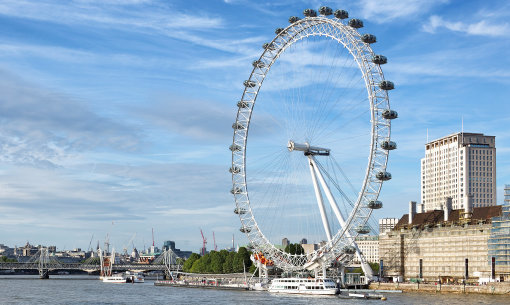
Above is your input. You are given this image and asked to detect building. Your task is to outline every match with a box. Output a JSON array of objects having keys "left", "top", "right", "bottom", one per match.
[
  {"left": 162, "top": 240, "right": 192, "bottom": 259},
  {"left": 282, "top": 238, "right": 289, "bottom": 247},
  {"left": 300, "top": 238, "right": 308, "bottom": 244},
  {"left": 353, "top": 235, "right": 379, "bottom": 264},
  {"left": 488, "top": 185, "right": 510, "bottom": 273},
  {"left": 379, "top": 218, "right": 399, "bottom": 235},
  {"left": 379, "top": 201, "right": 510, "bottom": 282},
  {"left": 421, "top": 132, "right": 496, "bottom": 212}
]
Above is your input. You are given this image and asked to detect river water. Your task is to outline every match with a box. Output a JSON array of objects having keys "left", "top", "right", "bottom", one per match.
[{"left": 0, "top": 275, "right": 508, "bottom": 304}]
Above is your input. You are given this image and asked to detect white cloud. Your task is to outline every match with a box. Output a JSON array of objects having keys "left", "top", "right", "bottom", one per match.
[
  {"left": 423, "top": 15, "right": 510, "bottom": 37},
  {"left": 356, "top": 0, "right": 448, "bottom": 23},
  {"left": 0, "top": 0, "right": 224, "bottom": 31}
]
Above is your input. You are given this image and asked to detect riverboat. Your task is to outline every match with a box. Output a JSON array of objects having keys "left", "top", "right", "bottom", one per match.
[
  {"left": 102, "top": 274, "right": 127, "bottom": 283},
  {"left": 268, "top": 277, "right": 338, "bottom": 295},
  {"left": 126, "top": 271, "right": 144, "bottom": 283}
]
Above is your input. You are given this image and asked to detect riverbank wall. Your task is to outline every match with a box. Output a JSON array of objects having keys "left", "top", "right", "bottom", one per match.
[{"left": 369, "top": 282, "right": 510, "bottom": 295}]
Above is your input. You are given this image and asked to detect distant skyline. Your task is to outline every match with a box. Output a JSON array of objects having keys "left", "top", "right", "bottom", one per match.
[{"left": 1, "top": 0, "right": 510, "bottom": 252}]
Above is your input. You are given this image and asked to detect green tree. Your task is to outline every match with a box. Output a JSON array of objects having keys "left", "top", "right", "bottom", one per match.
[
  {"left": 209, "top": 251, "right": 225, "bottom": 274},
  {"left": 0, "top": 256, "right": 17, "bottom": 262},
  {"left": 284, "top": 243, "right": 304, "bottom": 255},
  {"left": 223, "top": 251, "right": 235, "bottom": 273},
  {"left": 233, "top": 247, "right": 252, "bottom": 273},
  {"left": 183, "top": 253, "right": 200, "bottom": 272}
]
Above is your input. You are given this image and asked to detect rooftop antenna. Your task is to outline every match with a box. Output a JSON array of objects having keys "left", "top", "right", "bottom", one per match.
[{"left": 152, "top": 228, "right": 155, "bottom": 247}]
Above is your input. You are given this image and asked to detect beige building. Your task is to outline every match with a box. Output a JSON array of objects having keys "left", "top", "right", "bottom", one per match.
[
  {"left": 379, "top": 218, "right": 398, "bottom": 235},
  {"left": 379, "top": 202, "right": 509, "bottom": 282},
  {"left": 421, "top": 132, "right": 496, "bottom": 212},
  {"left": 353, "top": 235, "right": 379, "bottom": 264}
]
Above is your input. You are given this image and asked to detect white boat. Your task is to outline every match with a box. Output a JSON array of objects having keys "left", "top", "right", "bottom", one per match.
[
  {"left": 268, "top": 277, "right": 338, "bottom": 295},
  {"left": 102, "top": 274, "right": 127, "bottom": 283},
  {"left": 126, "top": 271, "right": 145, "bottom": 283}
]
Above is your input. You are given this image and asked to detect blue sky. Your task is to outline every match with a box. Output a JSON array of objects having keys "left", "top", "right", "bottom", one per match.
[{"left": 1, "top": 0, "right": 510, "bottom": 252}]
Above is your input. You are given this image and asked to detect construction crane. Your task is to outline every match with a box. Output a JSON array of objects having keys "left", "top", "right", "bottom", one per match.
[
  {"left": 87, "top": 234, "right": 94, "bottom": 252},
  {"left": 213, "top": 231, "right": 218, "bottom": 251},
  {"left": 122, "top": 233, "right": 137, "bottom": 256},
  {"left": 200, "top": 229, "right": 207, "bottom": 256}
]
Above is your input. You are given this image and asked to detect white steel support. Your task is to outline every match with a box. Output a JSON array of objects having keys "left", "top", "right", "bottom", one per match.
[
  {"left": 308, "top": 156, "right": 332, "bottom": 242},
  {"left": 309, "top": 156, "right": 347, "bottom": 229},
  {"left": 309, "top": 156, "right": 374, "bottom": 279}
]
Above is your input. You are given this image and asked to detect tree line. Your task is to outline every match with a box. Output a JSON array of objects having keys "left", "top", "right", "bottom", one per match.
[{"left": 182, "top": 247, "right": 254, "bottom": 274}]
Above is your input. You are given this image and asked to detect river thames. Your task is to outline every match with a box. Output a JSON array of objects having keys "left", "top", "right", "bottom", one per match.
[{"left": 1, "top": 276, "right": 509, "bottom": 304}]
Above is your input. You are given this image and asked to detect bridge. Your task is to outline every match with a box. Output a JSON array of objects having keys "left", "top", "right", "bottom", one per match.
[{"left": 0, "top": 248, "right": 181, "bottom": 279}]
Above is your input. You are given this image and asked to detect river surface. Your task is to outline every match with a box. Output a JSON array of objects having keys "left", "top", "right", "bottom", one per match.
[{"left": 0, "top": 275, "right": 509, "bottom": 304}]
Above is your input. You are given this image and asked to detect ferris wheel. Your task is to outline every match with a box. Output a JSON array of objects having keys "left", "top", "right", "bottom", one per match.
[{"left": 230, "top": 7, "right": 397, "bottom": 272}]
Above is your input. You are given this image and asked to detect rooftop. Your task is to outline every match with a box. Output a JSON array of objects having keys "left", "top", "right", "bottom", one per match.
[{"left": 394, "top": 205, "right": 502, "bottom": 230}]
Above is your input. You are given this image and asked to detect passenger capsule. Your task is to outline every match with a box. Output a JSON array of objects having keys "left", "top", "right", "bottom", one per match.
[
  {"left": 361, "top": 34, "right": 376, "bottom": 44},
  {"left": 376, "top": 171, "right": 392, "bottom": 181},
  {"left": 240, "top": 226, "right": 252, "bottom": 233},
  {"left": 229, "top": 144, "right": 241, "bottom": 152},
  {"left": 229, "top": 166, "right": 241, "bottom": 174},
  {"left": 232, "top": 122, "right": 245, "bottom": 130},
  {"left": 343, "top": 246, "right": 356, "bottom": 255},
  {"left": 252, "top": 60, "right": 265, "bottom": 68},
  {"left": 289, "top": 16, "right": 300, "bottom": 23},
  {"left": 372, "top": 55, "right": 387, "bottom": 65},
  {"left": 244, "top": 80, "right": 256, "bottom": 88},
  {"left": 381, "top": 141, "right": 397, "bottom": 150},
  {"left": 378, "top": 80, "right": 395, "bottom": 90},
  {"left": 303, "top": 8, "right": 317, "bottom": 17},
  {"left": 356, "top": 225, "right": 371, "bottom": 234},
  {"left": 318, "top": 6, "right": 333, "bottom": 16},
  {"left": 237, "top": 101, "right": 250, "bottom": 108},
  {"left": 382, "top": 109, "right": 398, "bottom": 120},
  {"left": 234, "top": 207, "right": 247, "bottom": 214},
  {"left": 334, "top": 9, "right": 349, "bottom": 19},
  {"left": 262, "top": 42, "right": 276, "bottom": 51},
  {"left": 367, "top": 200, "right": 383, "bottom": 209},
  {"left": 348, "top": 18, "right": 364, "bottom": 28},
  {"left": 275, "top": 28, "right": 285, "bottom": 35},
  {"left": 230, "top": 187, "right": 243, "bottom": 194}
]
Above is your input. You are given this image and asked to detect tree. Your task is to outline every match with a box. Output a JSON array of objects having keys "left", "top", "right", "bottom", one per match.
[
  {"left": 209, "top": 251, "right": 225, "bottom": 274},
  {"left": 0, "top": 256, "right": 16, "bottom": 262},
  {"left": 223, "top": 251, "right": 235, "bottom": 273},
  {"left": 233, "top": 247, "right": 251, "bottom": 273},
  {"left": 284, "top": 243, "right": 305, "bottom": 255},
  {"left": 183, "top": 253, "right": 200, "bottom": 272}
]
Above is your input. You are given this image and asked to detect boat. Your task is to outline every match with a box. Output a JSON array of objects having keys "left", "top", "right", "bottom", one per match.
[
  {"left": 126, "top": 271, "right": 145, "bottom": 283},
  {"left": 102, "top": 274, "right": 127, "bottom": 283},
  {"left": 268, "top": 277, "right": 338, "bottom": 295}
]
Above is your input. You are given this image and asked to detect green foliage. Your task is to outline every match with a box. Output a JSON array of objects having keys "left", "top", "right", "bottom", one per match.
[
  {"left": 248, "top": 263, "right": 258, "bottom": 276},
  {"left": 222, "top": 251, "right": 235, "bottom": 273},
  {"left": 369, "top": 262, "right": 380, "bottom": 274},
  {"left": 0, "top": 256, "right": 17, "bottom": 262},
  {"left": 284, "top": 243, "right": 305, "bottom": 255},
  {"left": 183, "top": 253, "right": 200, "bottom": 272},
  {"left": 182, "top": 247, "right": 253, "bottom": 274}
]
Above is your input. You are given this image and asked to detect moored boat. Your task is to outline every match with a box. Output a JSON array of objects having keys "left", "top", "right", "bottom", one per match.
[
  {"left": 126, "top": 271, "right": 144, "bottom": 283},
  {"left": 268, "top": 277, "right": 338, "bottom": 295},
  {"left": 102, "top": 274, "right": 127, "bottom": 283}
]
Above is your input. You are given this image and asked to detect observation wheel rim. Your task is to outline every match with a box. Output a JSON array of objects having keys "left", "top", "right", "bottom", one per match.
[{"left": 231, "top": 15, "right": 392, "bottom": 271}]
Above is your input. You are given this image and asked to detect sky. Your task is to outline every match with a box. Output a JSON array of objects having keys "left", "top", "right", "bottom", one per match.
[{"left": 1, "top": 0, "right": 510, "bottom": 253}]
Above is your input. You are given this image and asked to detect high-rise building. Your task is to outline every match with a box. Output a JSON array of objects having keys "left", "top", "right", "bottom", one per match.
[
  {"left": 421, "top": 132, "right": 496, "bottom": 212},
  {"left": 282, "top": 238, "right": 289, "bottom": 247},
  {"left": 379, "top": 218, "right": 398, "bottom": 235}
]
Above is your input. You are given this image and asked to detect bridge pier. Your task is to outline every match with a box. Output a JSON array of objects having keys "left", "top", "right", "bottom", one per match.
[{"left": 39, "top": 269, "right": 49, "bottom": 279}]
